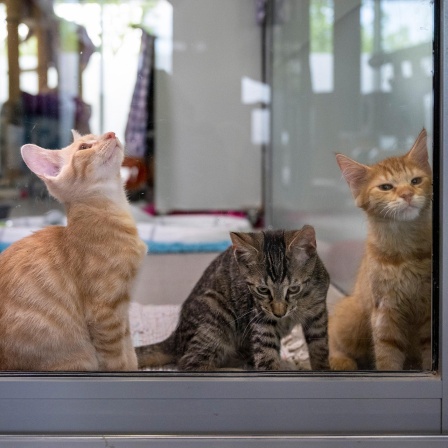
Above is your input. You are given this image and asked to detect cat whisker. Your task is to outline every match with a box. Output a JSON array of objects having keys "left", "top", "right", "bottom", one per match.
[
  {"left": 232, "top": 309, "right": 256, "bottom": 324},
  {"left": 381, "top": 204, "right": 395, "bottom": 220},
  {"left": 383, "top": 203, "right": 401, "bottom": 221},
  {"left": 240, "top": 311, "right": 262, "bottom": 343}
]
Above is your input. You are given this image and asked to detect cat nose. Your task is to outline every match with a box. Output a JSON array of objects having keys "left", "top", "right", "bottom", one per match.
[
  {"left": 271, "top": 302, "right": 286, "bottom": 318},
  {"left": 400, "top": 190, "right": 414, "bottom": 203},
  {"left": 105, "top": 132, "right": 116, "bottom": 140}
]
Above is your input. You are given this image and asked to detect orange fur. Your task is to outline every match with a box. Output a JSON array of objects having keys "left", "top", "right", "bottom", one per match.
[
  {"left": 0, "top": 131, "right": 147, "bottom": 371},
  {"left": 329, "top": 129, "right": 432, "bottom": 371}
]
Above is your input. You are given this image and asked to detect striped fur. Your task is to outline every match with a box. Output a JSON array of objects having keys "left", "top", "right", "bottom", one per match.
[
  {"left": 329, "top": 129, "right": 432, "bottom": 371},
  {"left": 136, "top": 226, "right": 330, "bottom": 371},
  {"left": 0, "top": 131, "right": 147, "bottom": 371}
]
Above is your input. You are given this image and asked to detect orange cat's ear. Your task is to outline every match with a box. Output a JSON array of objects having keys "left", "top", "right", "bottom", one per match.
[
  {"left": 335, "top": 153, "right": 370, "bottom": 202},
  {"left": 285, "top": 225, "right": 316, "bottom": 259},
  {"left": 71, "top": 129, "right": 82, "bottom": 141},
  {"left": 406, "top": 128, "right": 431, "bottom": 173},
  {"left": 21, "top": 144, "right": 63, "bottom": 179}
]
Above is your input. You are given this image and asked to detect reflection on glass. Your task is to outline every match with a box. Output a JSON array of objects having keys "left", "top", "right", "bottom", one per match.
[
  {"left": 0, "top": 0, "right": 434, "bottom": 372},
  {"left": 270, "top": 0, "right": 433, "bottom": 370}
]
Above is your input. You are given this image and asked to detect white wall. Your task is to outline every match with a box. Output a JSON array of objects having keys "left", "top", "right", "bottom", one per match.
[{"left": 155, "top": 0, "right": 262, "bottom": 213}]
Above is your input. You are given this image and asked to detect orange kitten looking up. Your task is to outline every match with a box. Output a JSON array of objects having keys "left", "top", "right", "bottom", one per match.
[
  {"left": 329, "top": 129, "right": 432, "bottom": 371},
  {"left": 0, "top": 131, "right": 147, "bottom": 371}
]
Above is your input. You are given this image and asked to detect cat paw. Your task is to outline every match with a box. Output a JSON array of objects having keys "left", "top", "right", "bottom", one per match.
[
  {"left": 278, "top": 359, "right": 299, "bottom": 371},
  {"left": 329, "top": 356, "right": 358, "bottom": 371}
]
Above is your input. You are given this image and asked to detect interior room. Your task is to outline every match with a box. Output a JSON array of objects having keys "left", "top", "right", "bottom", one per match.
[
  {"left": 0, "top": 0, "right": 433, "bottom": 371},
  {"left": 2, "top": 1, "right": 448, "bottom": 443}
]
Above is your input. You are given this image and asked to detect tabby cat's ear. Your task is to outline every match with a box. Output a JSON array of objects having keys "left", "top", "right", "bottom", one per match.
[
  {"left": 72, "top": 129, "right": 83, "bottom": 141},
  {"left": 335, "top": 153, "right": 370, "bottom": 202},
  {"left": 230, "top": 232, "right": 261, "bottom": 263},
  {"left": 285, "top": 225, "right": 316, "bottom": 261},
  {"left": 406, "top": 128, "right": 431, "bottom": 173},
  {"left": 21, "top": 144, "right": 63, "bottom": 179}
]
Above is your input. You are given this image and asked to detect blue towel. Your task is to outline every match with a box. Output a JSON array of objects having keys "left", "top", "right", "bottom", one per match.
[{"left": 0, "top": 240, "right": 231, "bottom": 254}]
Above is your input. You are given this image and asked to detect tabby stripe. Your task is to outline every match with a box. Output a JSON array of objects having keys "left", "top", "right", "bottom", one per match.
[
  {"left": 98, "top": 346, "right": 124, "bottom": 355},
  {"left": 263, "top": 232, "right": 287, "bottom": 282},
  {"left": 11, "top": 302, "right": 81, "bottom": 333},
  {"left": 256, "top": 341, "right": 279, "bottom": 351},
  {"left": 259, "top": 317, "right": 277, "bottom": 326},
  {"left": 252, "top": 330, "right": 276, "bottom": 341},
  {"left": 256, "top": 360, "right": 277, "bottom": 369},
  {"left": 377, "top": 337, "right": 406, "bottom": 352},
  {"left": 253, "top": 336, "right": 278, "bottom": 347},
  {"left": 306, "top": 333, "right": 328, "bottom": 341},
  {"left": 200, "top": 314, "right": 232, "bottom": 330},
  {"left": 304, "top": 308, "right": 327, "bottom": 324}
]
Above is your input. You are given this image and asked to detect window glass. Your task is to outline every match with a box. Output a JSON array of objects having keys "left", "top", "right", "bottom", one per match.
[
  {"left": 270, "top": 0, "right": 433, "bottom": 292},
  {"left": 0, "top": 0, "right": 435, "bottom": 374},
  {"left": 269, "top": 0, "right": 434, "bottom": 371}
]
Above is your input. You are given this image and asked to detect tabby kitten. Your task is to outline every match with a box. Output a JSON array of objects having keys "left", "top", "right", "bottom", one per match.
[
  {"left": 329, "top": 129, "right": 432, "bottom": 371},
  {"left": 136, "top": 226, "right": 330, "bottom": 371},
  {"left": 0, "top": 130, "right": 147, "bottom": 371}
]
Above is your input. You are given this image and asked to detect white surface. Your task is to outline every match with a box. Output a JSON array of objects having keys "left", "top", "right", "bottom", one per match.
[{"left": 155, "top": 0, "right": 262, "bottom": 213}]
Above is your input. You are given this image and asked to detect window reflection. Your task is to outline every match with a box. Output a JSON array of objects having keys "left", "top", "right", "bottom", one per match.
[
  {"left": 270, "top": 0, "right": 433, "bottom": 293},
  {"left": 0, "top": 0, "right": 434, "bottom": 372},
  {"left": 270, "top": 0, "right": 433, "bottom": 370}
]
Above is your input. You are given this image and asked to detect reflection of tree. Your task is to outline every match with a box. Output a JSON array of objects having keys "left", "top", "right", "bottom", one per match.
[
  {"left": 310, "top": 0, "right": 420, "bottom": 55},
  {"left": 310, "top": 0, "right": 333, "bottom": 53},
  {"left": 383, "top": 24, "right": 412, "bottom": 52}
]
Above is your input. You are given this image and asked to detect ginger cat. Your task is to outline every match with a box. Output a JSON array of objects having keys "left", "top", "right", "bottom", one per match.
[
  {"left": 329, "top": 129, "right": 432, "bottom": 371},
  {"left": 0, "top": 130, "right": 147, "bottom": 371}
]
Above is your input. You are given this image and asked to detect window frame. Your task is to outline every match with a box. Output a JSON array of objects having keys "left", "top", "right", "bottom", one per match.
[{"left": 0, "top": 0, "right": 446, "bottom": 444}]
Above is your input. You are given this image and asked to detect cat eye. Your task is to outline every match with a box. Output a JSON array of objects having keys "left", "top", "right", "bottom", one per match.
[
  {"left": 411, "top": 177, "right": 422, "bottom": 185},
  {"left": 378, "top": 183, "right": 393, "bottom": 191},
  {"left": 288, "top": 285, "right": 301, "bottom": 294},
  {"left": 79, "top": 143, "right": 92, "bottom": 150},
  {"left": 256, "top": 286, "right": 270, "bottom": 295}
]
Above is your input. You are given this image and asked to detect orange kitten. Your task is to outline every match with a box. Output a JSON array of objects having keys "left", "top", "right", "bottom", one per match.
[
  {"left": 0, "top": 131, "right": 147, "bottom": 371},
  {"left": 329, "top": 129, "right": 432, "bottom": 370}
]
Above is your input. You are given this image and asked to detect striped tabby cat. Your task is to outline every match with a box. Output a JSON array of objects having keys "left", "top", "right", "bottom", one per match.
[
  {"left": 329, "top": 129, "right": 432, "bottom": 370},
  {"left": 137, "top": 226, "right": 330, "bottom": 371},
  {"left": 0, "top": 131, "right": 147, "bottom": 370}
]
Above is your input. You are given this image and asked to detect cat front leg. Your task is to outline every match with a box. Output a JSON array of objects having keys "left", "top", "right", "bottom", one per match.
[
  {"left": 329, "top": 295, "right": 372, "bottom": 370},
  {"left": 419, "top": 314, "right": 432, "bottom": 370},
  {"left": 250, "top": 319, "right": 284, "bottom": 370},
  {"left": 178, "top": 329, "right": 236, "bottom": 371},
  {"left": 371, "top": 306, "right": 407, "bottom": 370},
  {"left": 303, "top": 306, "right": 330, "bottom": 370},
  {"left": 123, "top": 319, "right": 138, "bottom": 369},
  {"left": 87, "top": 302, "right": 138, "bottom": 371}
]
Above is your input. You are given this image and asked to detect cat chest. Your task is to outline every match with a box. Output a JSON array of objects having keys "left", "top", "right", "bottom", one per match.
[
  {"left": 370, "top": 261, "right": 431, "bottom": 312},
  {"left": 235, "top": 313, "right": 294, "bottom": 349}
]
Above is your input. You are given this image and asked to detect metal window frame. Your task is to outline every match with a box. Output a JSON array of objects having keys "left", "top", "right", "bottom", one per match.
[{"left": 0, "top": 0, "right": 447, "bottom": 445}]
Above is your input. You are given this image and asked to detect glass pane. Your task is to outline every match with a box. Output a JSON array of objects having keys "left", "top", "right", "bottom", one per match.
[
  {"left": 0, "top": 0, "right": 434, "bottom": 374},
  {"left": 269, "top": 0, "right": 434, "bottom": 370},
  {"left": 0, "top": 0, "right": 264, "bottom": 373}
]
